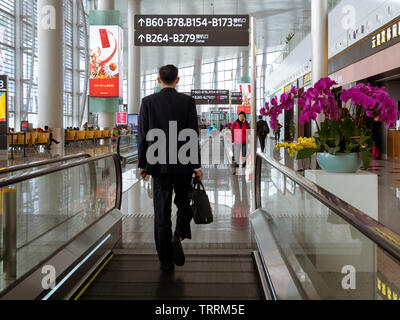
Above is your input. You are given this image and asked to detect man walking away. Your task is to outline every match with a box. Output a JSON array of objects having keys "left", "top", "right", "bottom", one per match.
[
  {"left": 138, "top": 65, "right": 203, "bottom": 273},
  {"left": 274, "top": 122, "right": 283, "bottom": 145},
  {"left": 256, "top": 116, "right": 269, "bottom": 153}
]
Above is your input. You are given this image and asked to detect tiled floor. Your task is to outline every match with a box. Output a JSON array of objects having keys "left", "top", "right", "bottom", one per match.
[{"left": 118, "top": 136, "right": 255, "bottom": 255}]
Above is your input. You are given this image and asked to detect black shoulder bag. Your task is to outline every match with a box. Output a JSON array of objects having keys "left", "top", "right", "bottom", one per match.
[{"left": 190, "top": 177, "right": 213, "bottom": 225}]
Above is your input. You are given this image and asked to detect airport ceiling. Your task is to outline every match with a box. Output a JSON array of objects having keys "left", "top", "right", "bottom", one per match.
[{"left": 115, "top": 0, "right": 339, "bottom": 74}]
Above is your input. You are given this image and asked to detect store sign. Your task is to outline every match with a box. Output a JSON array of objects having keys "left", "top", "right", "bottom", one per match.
[
  {"left": 303, "top": 72, "right": 312, "bottom": 86},
  {"left": 90, "top": 25, "right": 123, "bottom": 97},
  {"left": 116, "top": 112, "right": 127, "bottom": 125},
  {"left": 329, "top": 15, "right": 400, "bottom": 74},
  {"left": 372, "top": 19, "right": 400, "bottom": 48},
  {"left": 191, "top": 90, "right": 230, "bottom": 105},
  {"left": 0, "top": 75, "right": 7, "bottom": 123},
  {"left": 134, "top": 15, "right": 249, "bottom": 47},
  {"left": 284, "top": 81, "right": 297, "bottom": 93}
]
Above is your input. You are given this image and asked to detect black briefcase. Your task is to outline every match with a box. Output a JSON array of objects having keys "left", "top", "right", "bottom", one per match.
[{"left": 190, "top": 177, "right": 213, "bottom": 225}]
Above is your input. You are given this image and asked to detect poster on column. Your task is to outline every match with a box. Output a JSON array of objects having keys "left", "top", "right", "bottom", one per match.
[
  {"left": 237, "top": 83, "right": 251, "bottom": 114},
  {"left": 90, "top": 25, "right": 123, "bottom": 97}
]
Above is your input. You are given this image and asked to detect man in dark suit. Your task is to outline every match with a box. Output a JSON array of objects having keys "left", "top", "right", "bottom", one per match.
[
  {"left": 138, "top": 65, "right": 203, "bottom": 273},
  {"left": 256, "top": 116, "right": 270, "bottom": 153}
]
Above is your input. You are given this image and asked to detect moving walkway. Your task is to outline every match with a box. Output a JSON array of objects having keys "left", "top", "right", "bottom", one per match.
[{"left": 0, "top": 148, "right": 399, "bottom": 300}]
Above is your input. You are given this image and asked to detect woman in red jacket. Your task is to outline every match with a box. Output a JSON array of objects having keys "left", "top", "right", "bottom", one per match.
[{"left": 231, "top": 112, "right": 250, "bottom": 174}]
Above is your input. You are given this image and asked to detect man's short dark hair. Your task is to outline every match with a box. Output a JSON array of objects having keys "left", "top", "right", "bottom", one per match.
[{"left": 159, "top": 65, "right": 179, "bottom": 84}]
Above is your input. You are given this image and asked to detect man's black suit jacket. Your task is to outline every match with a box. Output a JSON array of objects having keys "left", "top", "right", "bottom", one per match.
[{"left": 138, "top": 87, "right": 201, "bottom": 176}]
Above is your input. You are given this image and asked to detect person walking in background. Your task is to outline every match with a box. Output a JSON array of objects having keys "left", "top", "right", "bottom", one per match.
[
  {"left": 274, "top": 122, "right": 283, "bottom": 145},
  {"left": 256, "top": 116, "right": 270, "bottom": 153},
  {"left": 138, "top": 65, "right": 203, "bottom": 273},
  {"left": 231, "top": 112, "right": 250, "bottom": 174},
  {"left": 43, "top": 125, "right": 60, "bottom": 150}
]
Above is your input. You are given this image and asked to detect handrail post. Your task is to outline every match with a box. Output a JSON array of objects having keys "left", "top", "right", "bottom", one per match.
[
  {"left": 2, "top": 188, "right": 17, "bottom": 280},
  {"left": 23, "top": 132, "right": 26, "bottom": 158}
]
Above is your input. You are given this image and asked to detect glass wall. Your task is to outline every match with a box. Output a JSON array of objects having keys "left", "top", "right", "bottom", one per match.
[
  {"left": 139, "top": 51, "right": 273, "bottom": 116},
  {"left": 0, "top": 0, "right": 90, "bottom": 130}
]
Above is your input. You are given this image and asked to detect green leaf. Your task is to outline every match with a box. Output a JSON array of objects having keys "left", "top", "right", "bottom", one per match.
[
  {"left": 296, "top": 148, "right": 317, "bottom": 160},
  {"left": 328, "top": 146, "right": 341, "bottom": 155},
  {"left": 361, "top": 149, "right": 370, "bottom": 170}
]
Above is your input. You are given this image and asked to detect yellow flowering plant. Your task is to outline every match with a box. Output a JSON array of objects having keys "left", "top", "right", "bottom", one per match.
[{"left": 275, "top": 137, "right": 318, "bottom": 160}]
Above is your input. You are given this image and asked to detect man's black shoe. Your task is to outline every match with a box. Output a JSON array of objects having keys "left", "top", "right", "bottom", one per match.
[
  {"left": 171, "top": 236, "right": 185, "bottom": 267},
  {"left": 161, "top": 263, "right": 175, "bottom": 273}
]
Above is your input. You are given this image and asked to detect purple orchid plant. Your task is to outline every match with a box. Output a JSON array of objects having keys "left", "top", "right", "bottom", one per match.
[
  {"left": 260, "top": 77, "right": 399, "bottom": 169},
  {"left": 260, "top": 86, "right": 298, "bottom": 131}
]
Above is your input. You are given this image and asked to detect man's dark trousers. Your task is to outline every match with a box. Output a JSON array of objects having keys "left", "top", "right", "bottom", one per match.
[
  {"left": 152, "top": 173, "right": 193, "bottom": 266},
  {"left": 259, "top": 135, "right": 267, "bottom": 152}
]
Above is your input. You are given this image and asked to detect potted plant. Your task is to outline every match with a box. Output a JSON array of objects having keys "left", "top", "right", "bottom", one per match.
[{"left": 265, "top": 77, "right": 399, "bottom": 173}]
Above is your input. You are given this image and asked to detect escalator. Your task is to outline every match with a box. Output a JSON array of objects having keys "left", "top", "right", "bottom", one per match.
[
  {"left": 75, "top": 252, "right": 267, "bottom": 300},
  {"left": 2, "top": 145, "right": 400, "bottom": 300}
]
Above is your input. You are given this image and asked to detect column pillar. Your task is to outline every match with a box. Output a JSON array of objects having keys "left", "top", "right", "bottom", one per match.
[
  {"left": 311, "top": 0, "right": 329, "bottom": 84},
  {"left": 193, "top": 58, "right": 202, "bottom": 115},
  {"left": 311, "top": 0, "right": 329, "bottom": 133},
  {"left": 38, "top": 0, "right": 64, "bottom": 149},
  {"left": 93, "top": 0, "right": 118, "bottom": 130},
  {"left": 98, "top": 0, "right": 114, "bottom": 10},
  {"left": 128, "top": 0, "right": 141, "bottom": 115},
  {"left": 241, "top": 50, "right": 250, "bottom": 80}
]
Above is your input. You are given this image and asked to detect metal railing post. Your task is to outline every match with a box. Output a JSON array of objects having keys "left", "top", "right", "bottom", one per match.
[{"left": 2, "top": 188, "right": 17, "bottom": 280}]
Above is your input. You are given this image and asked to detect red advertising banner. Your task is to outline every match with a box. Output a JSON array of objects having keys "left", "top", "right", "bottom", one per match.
[
  {"left": 237, "top": 105, "right": 251, "bottom": 114},
  {"left": 90, "top": 25, "right": 123, "bottom": 98},
  {"left": 116, "top": 112, "right": 127, "bottom": 125}
]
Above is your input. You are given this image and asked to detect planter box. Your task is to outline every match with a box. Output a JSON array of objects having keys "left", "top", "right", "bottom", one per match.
[{"left": 305, "top": 170, "right": 378, "bottom": 220}]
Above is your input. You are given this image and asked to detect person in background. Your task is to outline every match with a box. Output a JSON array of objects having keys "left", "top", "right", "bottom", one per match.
[
  {"left": 44, "top": 125, "right": 60, "bottom": 150},
  {"left": 274, "top": 122, "right": 283, "bottom": 145},
  {"left": 231, "top": 112, "right": 250, "bottom": 174},
  {"left": 256, "top": 116, "right": 270, "bottom": 153}
]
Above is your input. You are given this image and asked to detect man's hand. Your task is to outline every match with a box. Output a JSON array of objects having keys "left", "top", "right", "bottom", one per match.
[
  {"left": 194, "top": 169, "right": 203, "bottom": 181},
  {"left": 139, "top": 169, "right": 147, "bottom": 180}
]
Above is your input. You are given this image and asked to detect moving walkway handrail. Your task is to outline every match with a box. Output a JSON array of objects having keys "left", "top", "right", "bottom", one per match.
[
  {"left": 0, "top": 153, "right": 122, "bottom": 210},
  {"left": 256, "top": 151, "right": 400, "bottom": 262},
  {"left": 0, "top": 153, "right": 91, "bottom": 175}
]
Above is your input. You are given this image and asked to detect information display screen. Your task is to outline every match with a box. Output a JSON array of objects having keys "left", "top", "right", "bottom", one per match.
[
  {"left": 21, "top": 121, "right": 29, "bottom": 132},
  {"left": 90, "top": 25, "right": 123, "bottom": 97},
  {"left": 128, "top": 114, "right": 139, "bottom": 133}
]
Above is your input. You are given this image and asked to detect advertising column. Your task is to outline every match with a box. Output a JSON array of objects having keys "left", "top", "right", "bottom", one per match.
[
  {"left": 0, "top": 75, "right": 8, "bottom": 158},
  {"left": 89, "top": 10, "right": 123, "bottom": 130}
]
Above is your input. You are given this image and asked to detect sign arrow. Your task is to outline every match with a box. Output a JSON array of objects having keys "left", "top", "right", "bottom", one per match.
[
  {"left": 138, "top": 18, "right": 145, "bottom": 27},
  {"left": 138, "top": 34, "right": 145, "bottom": 42}
]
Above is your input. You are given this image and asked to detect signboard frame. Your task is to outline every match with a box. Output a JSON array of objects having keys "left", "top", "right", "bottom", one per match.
[{"left": 134, "top": 14, "right": 249, "bottom": 47}]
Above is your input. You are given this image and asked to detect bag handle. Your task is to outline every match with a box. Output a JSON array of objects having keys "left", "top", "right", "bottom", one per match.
[{"left": 191, "top": 176, "right": 205, "bottom": 191}]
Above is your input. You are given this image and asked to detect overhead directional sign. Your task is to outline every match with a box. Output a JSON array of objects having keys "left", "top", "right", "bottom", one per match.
[
  {"left": 191, "top": 90, "right": 230, "bottom": 105},
  {"left": 134, "top": 15, "right": 249, "bottom": 47},
  {"left": 135, "top": 31, "right": 249, "bottom": 46},
  {"left": 135, "top": 15, "right": 249, "bottom": 31},
  {"left": 231, "top": 92, "right": 243, "bottom": 105}
]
